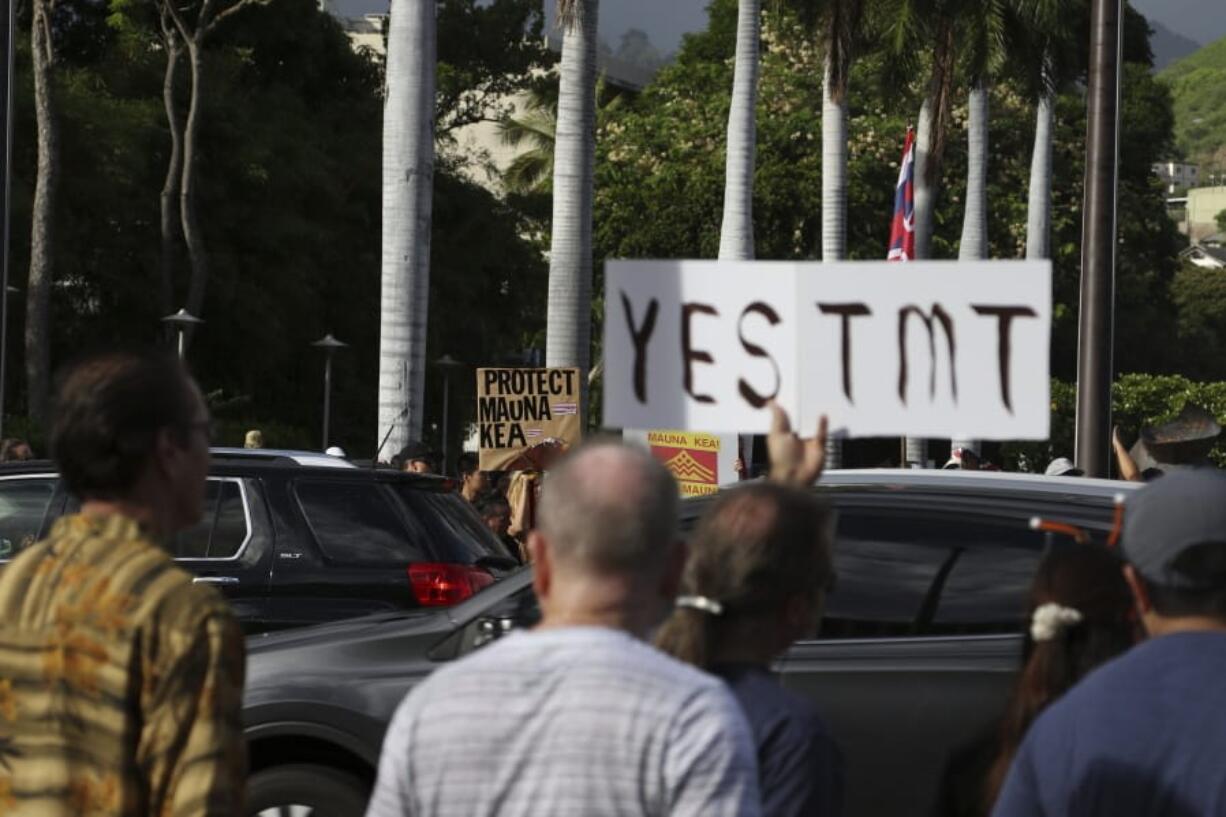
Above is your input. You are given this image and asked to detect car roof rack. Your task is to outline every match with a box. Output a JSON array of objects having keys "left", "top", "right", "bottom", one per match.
[{"left": 209, "top": 448, "right": 357, "bottom": 469}]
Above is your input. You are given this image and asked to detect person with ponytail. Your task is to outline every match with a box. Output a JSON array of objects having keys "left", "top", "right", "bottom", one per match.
[
  {"left": 656, "top": 407, "right": 842, "bottom": 817},
  {"left": 983, "top": 543, "right": 1137, "bottom": 811},
  {"left": 934, "top": 542, "right": 1137, "bottom": 817}
]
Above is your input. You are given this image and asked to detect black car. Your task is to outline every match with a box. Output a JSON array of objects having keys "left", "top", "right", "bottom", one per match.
[
  {"left": 0, "top": 448, "right": 516, "bottom": 633},
  {"left": 240, "top": 470, "right": 1137, "bottom": 817}
]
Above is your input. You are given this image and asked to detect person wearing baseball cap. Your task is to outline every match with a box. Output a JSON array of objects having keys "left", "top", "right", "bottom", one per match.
[{"left": 992, "top": 469, "right": 1226, "bottom": 817}]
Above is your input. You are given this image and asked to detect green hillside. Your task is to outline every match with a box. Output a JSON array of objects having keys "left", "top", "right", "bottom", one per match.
[{"left": 1161, "top": 35, "right": 1226, "bottom": 172}]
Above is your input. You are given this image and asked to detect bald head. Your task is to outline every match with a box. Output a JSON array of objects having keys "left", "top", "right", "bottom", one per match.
[{"left": 537, "top": 441, "right": 679, "bottom": 577}]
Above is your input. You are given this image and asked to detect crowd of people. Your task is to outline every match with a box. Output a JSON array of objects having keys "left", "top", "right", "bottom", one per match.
[{"left": 0, "top": 350, "right": 1224, "bottom": 817}]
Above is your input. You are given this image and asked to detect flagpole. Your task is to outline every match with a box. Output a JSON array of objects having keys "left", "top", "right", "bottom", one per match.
[
  {"left": 890, "top": 125, "right": 925, "bottom": 468},
  {"left": 1075, "top": 0, "right": 1122, "bottom": 477}
]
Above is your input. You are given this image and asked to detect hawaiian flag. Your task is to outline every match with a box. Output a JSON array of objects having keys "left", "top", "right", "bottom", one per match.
[{"left": 888, "top": 126, "right": 916, "bottom": 262}]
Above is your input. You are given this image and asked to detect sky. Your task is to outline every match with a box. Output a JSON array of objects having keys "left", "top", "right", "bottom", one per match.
[
  {"left": 331, "top": 0, "right": 1226, "bottom": 55},
  {"left": 1132, "top": 0, "right": 1226, "bottom": 47},
  {"left": 330, "top": 0, "right": 711, "bottom": 53}
]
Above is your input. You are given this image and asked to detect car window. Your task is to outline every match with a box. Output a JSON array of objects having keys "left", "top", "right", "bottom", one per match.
[
  {"left": 395, "top": 488, "right": 514, "bottom": 563},
  {"left": 296, "top": 480, "right": 427, "bottom": 565},
  {"left": 819, "top": 512, "right": 953, "bottom": 638},
  {"left": 172, "top": 479, "right": 250, "bottom": 559},
  {"left": 929, "top": 529, "right": 1050, "bottom": 635},
  {"left": 818, "top": 508, "right": 1053, "bottom": 639},
  {"left": 0, "top": 479, "right": 56, "bottom": 559}
]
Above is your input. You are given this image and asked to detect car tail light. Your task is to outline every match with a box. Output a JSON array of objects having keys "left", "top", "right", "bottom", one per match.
[{"left": 408, "top": 563, "right": 495, "bottom": 606}]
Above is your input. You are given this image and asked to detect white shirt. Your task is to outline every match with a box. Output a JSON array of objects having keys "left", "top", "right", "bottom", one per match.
[{"left": 366, "top": 626, "right": 761, "bottom": 817}]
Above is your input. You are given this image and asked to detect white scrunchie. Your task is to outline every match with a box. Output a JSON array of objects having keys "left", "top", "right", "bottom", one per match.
[{"left": 1030, "top": 602, "right": 1083, "bottom": 642}]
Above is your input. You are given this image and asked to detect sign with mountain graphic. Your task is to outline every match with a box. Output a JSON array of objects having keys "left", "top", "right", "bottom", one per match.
[{"left": 622, "top": 429, "right": 738, "bottom": 496}]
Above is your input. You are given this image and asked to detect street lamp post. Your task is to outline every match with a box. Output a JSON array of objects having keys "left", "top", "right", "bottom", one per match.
[
  {"left": 0, "top": 0, "right": 16, "bottom": 440},
  {"left": 434, "top": 354, "right": 466, "bottom": 474},
  {"left": 1074, "top": 0, "right": 1123, "bottom": 477},
  {"left": 312, "top": 333, "right": 347, "bottom": 450},
  {"left": 161, "top": 308, "right": 204, "bottom": 360}
]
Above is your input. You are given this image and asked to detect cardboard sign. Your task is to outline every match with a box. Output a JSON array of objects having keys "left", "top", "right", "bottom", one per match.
[
  {"left": 478, "top": 368, "right": 581, "bottom": 470},
  {"left": 623, "top": 429, "right": 739, "bottom": 496},
  {"left": 605, "top": 260, "right": 1051, "bottom": 440}
]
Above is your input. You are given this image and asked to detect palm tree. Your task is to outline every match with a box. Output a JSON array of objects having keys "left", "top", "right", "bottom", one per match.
[
  {"left": 718, "top": 0, "right": 760, "bottom": 261},
  {"left": 957, "top": 0, "right": 1008, "bottom": 263},
  {"left": 378, "top": 0, "right": 436, "bottom": 459},
  {"left": 952, "top": 0, "right": 1009, "bottom": 458},
  {"left": 792, "top": 0, "right": 864, "bottom": 468},
  {"left": 546, "top": 0, "right": 600, "bottom": 390},
  {"left": 792, "top": 0, "right": 864, "bottom": 263},
  {"left": 1018, "top": 0, "right": 1084, "bottom": 260}
]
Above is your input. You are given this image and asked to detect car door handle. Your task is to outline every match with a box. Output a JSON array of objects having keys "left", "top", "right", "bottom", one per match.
[{"left": 193, "top": 576, "right": 240, "bottom": 585}]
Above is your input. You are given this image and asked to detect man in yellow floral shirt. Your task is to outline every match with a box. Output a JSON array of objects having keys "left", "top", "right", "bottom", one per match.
[{"left": 0, "top": 350, "right": 246, "bottom": 816}]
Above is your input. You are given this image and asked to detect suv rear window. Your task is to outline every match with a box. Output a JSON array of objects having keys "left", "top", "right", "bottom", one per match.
[
  {"left": 296, "top": 480, "right": 428, "bottom": 566},
  {"left": 173, "top": 479, "right": 250, "bottom": 559},
  {"left": 396, "top": 488, "right": 513, "bottom": 563},
  {"left": 0, "top": 479, "right": 56, "bottom": 558}
]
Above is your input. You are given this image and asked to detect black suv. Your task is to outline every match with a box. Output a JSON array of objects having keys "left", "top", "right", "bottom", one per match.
[{"left": 0, "top": 448, "right": 516, "bottom": 633}]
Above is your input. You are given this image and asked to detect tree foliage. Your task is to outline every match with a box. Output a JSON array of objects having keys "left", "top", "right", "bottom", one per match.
[
  {"left": 8, "top": 0, "right": 547, "bottom": 457},
  {"left": 1160, "top": 34, "right": 1226, "bottom": 172},
  {"left": 594, "top": 0, "right": 1186, "bottom": 381}
]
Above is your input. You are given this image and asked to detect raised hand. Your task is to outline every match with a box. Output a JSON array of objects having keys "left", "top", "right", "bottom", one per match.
[{"left": 767, "top": 403, "right": 828, "bottom": 487}]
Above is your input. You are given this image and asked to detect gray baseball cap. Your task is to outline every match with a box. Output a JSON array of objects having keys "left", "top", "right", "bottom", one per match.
[{"left": 1122, "top": 468, "right": 1226, "bottom": 589}]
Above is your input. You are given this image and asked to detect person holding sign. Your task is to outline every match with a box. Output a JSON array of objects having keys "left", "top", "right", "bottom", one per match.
[{"left": 657, "top": 406, "right": 843, "bottom": 817}]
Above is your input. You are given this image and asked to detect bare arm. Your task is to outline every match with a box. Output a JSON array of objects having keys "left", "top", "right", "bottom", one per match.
[{"left": 1113, "top": 426, "right": 1142, "bottom": 482}]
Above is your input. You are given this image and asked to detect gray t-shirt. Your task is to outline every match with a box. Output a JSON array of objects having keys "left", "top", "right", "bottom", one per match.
[{"left": 365, "top": 626, "right": 761, "bottom": 817}]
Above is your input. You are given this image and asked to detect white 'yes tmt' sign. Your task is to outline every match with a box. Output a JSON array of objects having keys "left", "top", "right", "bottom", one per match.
[{"left": 604, "top": 260, "right": 1052, "bottom": 440}]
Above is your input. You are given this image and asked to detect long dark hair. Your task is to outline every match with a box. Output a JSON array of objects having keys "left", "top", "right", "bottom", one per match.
[
  {"left": 655, "top": 482, "right": 834, "bottom": 671},
  {"left": 984, "top": 543, "right": 1136, "bottom": 810}
]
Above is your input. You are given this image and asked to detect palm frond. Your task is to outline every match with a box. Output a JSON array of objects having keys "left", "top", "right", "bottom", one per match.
[
  {"left": 503, "top": 149, "right": 554, "bottom": 195},
  {"left": 557, "top": 0, "right": 579, "bottom": 31},
  {"left": 498, "top": 109, "right": 557, "bottom": 151}
]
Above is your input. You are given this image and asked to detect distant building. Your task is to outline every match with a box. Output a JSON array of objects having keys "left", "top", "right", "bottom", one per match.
[
  {"left": 1181, "top": 240, "right": 1226, "bottom": 270},
  {"left": 318, "top": 0, "right": 386, "bottom": 55},
  {"left": 1153, "top": 160, "right": 1200, "bottom": 194},
  {"left": 1186, "top": 186, "right": 1226, "bottom": 243},
  {"left": 340, "top": 13, "right": 385, "bottom": 55}
]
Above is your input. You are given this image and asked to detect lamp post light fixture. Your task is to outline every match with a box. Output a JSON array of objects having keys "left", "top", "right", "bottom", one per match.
[
  {"left": 161, "top": 308, "right": 204, "bottom": 360},
  {"left": 434, "top": 354, "right": 466, "bottom": 474},
  {"left": 312, "top": 333, "right": 348, "bottom": 450}
]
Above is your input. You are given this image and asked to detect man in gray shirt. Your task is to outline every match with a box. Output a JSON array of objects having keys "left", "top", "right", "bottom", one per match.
[{"left": 366, "top": 442, "right": 760, "bottom": 817}]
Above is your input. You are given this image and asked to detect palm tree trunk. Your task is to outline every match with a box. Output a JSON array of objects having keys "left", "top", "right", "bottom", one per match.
[
  {"left": 180, "top": 39, "right": 209, "bottom": 324},
  {"left": 958, "top": 81, "right": 989, "bottom": 260},
  {"left": 1026, "top": 91, "right": 1054, "bottom": 260},
  {"left": 378, "top": 0, "right": 436, "bottom": 459},
  {"left": 912, "top": 97, "right": 935, "bottom": 262},
  {"left": 952, "top": 82, "right": 989, "bottom": 460},
  {"left": 905, "top": 96, "right": 935, "bottom": 467},
  {"left": 26, "top": 0, "right": 58, "bottom": 423},
  {"left": 717, "top": 0, "right": 759, "bottom": 261},
  {"left": 821, "top": 54, "right": 847, "bottom": 261},
  {"left": 545, "top": 0, "right": 599, "bottom": 385},
  {"left": 822, "top": 51, "right": 847, "bottom": 468},
  {"left": 159, "top": 28, "right": 184, "bottom": 317}
]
